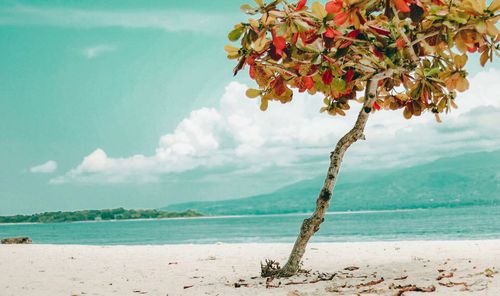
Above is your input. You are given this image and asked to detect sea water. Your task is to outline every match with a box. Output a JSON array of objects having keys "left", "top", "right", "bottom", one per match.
[{"left": 1, "top": 205, "right": 499, "bottom": 245}]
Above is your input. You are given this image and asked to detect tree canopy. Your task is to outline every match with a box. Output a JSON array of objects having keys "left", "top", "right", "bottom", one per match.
[{"left": 225, "top": 0, "right": 499, "bottom": 121}]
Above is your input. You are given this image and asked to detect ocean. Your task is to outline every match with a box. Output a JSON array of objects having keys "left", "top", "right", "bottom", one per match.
[{"left": 1, "top": 205, "right": 499, "bottom": 245}]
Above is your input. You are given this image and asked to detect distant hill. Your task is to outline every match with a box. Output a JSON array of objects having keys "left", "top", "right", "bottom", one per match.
[{"left": 163, "top": 151, "right": 500, "bottom": 215}]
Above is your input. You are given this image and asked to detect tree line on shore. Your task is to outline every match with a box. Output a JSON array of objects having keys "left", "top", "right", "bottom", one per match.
[{"left": 0, "top": 208, "right": 202, "bottom": 223}]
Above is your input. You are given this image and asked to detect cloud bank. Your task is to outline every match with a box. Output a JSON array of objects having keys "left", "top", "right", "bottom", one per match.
[
  {"left": 30, "top": 160, "right": 57, "bottom": 174},
  {"left": 51, "top": 69, "right": 500, "bottom": 184}
]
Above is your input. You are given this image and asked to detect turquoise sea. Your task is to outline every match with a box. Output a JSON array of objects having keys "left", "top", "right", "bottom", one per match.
[{"left": 1, "top": 205, "right": 499, "bottom": 245}]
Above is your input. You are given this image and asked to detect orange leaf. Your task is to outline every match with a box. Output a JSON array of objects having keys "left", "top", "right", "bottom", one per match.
[
  {"left": 272, "top": 35, "right": 287, "bottom": 55},
  {"left": 325, "top": 0, "right": 343, "bottom": 14},
  {"left": 296, "top": 0, "right": 307, "bottom": 11},
  {"left": 334, "top": 11, "right": 349, "bottom": 26},
  {"left": 394, "top": 0, "right": 411, "bottom": 13},
  {"left": 325, "top": 27, "right": 341, "bottom": 38},
  {"left": 396, "top": 38, "right": 406, "bottom": 49}
]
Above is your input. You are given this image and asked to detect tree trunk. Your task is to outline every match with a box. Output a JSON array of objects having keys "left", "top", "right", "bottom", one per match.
[{"left": 262, "top": 70, "right": 393, "bottom": 277}]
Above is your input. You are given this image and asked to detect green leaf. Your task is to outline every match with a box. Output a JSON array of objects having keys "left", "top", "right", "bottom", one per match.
[
  {"left": 332, "top": 78, "right": 346, "bottom": 91},
  {"left": 425, "top": 67, "right": 440, "bottom": 77},
  {"left": 228, "top": 26, "right": 245, "bottom": 41}
]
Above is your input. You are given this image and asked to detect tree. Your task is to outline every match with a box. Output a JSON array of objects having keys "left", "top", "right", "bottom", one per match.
[{"left": 225, "top": 0, "right": 499, "bottom": 277}]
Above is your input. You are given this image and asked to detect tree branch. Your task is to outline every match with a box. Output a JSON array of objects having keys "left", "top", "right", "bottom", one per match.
[{"left": 391, "top": 6, "right": 420, "bottom": 64}]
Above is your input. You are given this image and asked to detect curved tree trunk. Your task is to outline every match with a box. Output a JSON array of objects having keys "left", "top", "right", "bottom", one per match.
[{"left": 262, "top": 70, "right": 393, "bottom": 277}]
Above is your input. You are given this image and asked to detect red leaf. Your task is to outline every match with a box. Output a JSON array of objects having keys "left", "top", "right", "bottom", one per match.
[
  {"left": 334, "top": 11, "right": 349, "bottom": 26},
  {"left": 373, "top": 48, "right": 384, "bottom": 59},
  {"left": 322, "top": 69, "right": 333, "bottom": 84},
  {"left": 300, "top": 30, "right": 318, "bottom": 44},
  {"left": 272, "top": 35, "right": 287, "bottom": 55},
  {"left": 296, "top": 0, "right": 307, "bottom": 11},
  {"left": 272, "top": 76, "right": 286, "bottom": 95},
  {"left": 298, "top": 76, "right": 315, "bottom": 92},
  {"left": 249, "top": 64, "right": 255, "bottom": 79},
  {"left": 346, "top": 29, "right": 360, "bottom": 38},
  {"left": 368, "top": 25, "right": 391, "bottom": 36},
  {"left": 325, "top": 27, "right": 341, "bottom": 38},
  {"left": 373, "top": 102, "right": 381, "bottom": 110},
  {"left": 303, "top": 76, "right": 314, "bottom": 90},
  {"left": 394, "top": 0, "right": 411, "bottom": 12},
  {"left": 322, "top": 54, "right": 336, "bottom": 64},
  {"left": 339, "top": 29, "right": 360, "bottom": 48},
  {"left": 345, "top": 69, "right": 354, "bottom": 82},
  {"left": 325, "top": 0, "right": 343, "bottom": 14},
  {"left": 421, "top": 89, "right": 429, "bottom": 105},
  {"left": 467, "top": 46, "right": 477, "bottom": 53}
]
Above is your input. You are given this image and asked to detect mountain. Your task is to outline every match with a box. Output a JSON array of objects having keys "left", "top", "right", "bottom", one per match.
[{"left": 163, "top": 151, "right": 500, "bottom": 215}]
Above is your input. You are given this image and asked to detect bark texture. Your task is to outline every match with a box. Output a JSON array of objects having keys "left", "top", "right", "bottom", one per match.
[{"left": 262, "top": 70, "right": 393, "bottom": 277}]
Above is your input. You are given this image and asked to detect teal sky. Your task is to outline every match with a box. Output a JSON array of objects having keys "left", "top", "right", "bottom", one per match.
[{"left": 1, "top": 0, "right": 499, "bottom": 215}]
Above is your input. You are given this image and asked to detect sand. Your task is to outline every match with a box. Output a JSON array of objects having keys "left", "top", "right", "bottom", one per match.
[{"left": 0, "top": 240, "right": 499, "bottom": 295}]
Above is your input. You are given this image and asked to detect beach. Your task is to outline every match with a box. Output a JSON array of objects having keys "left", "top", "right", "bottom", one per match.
[{"left": 1, "top": 240, "right": 499, "bottom": 295}]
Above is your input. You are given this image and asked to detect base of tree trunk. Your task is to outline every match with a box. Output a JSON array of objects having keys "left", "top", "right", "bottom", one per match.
[{"left": 260, "top": 259, "right": 301, "bottom": 277}]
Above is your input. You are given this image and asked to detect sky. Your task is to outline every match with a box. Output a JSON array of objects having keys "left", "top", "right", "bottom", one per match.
[{"left": 0, "top": 0, "right": 499, "bottom": 215}]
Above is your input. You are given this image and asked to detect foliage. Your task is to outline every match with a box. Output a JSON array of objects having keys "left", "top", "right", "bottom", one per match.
[
  {"left": 225, "top": 0, "right": 499, "bottom": 121},
  {"left": 0, "top": 208, "right": 202, "bottom": 224}
]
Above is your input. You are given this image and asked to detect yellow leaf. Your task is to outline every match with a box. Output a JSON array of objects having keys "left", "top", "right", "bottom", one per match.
[
  {"left": 311, "top": 2, "right": 327, "bottom": 19},
  {"left": 260, "top": 98, "right": 268, "bottom": 111},
  {"left": 246, "top": 88, "right": 261, "bottom": 98},
  {"left": 486, "top": 20, "right": 499, "bottom": 36},
  {"left": 476, "top": 21, "right": 486, "bottom": 34},
  {"left": 489, "top": 0, "right": 500, "bottom": 11},
  {"left": 248, "top": 18, "right": 260, "bottom": 28},
  {"left": 455, "top": 77, "right": 469, "bottom": 92},
  {"left": 480, "top": 50, "right": 489, "bottom": 67},
  {"left": 454, "top": 34, "right": 467, "bottom": 53},
  {"left": 453, "top": 54, "right": 467, "bottom": 69},
  {"left": 403, "top": 107, "right": 412, "bottom": 119},
  {"left": 253, "top": 35, "right": 269, "bottom": 52},
  {"left": 224, "top": 44, "right": 239, "bottom": 55}
]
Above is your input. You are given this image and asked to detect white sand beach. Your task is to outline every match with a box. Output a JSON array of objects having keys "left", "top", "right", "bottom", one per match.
[{"left": 1, "top": 240, "right": 499, "bottom": 296}]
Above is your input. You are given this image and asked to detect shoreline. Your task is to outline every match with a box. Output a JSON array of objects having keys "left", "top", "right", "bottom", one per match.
[
  {"left": 1, "top": 239, "right": 499, "bottom": 295},
  {"left": 0, "top": 205, "right": 487, "bottom": 226}
]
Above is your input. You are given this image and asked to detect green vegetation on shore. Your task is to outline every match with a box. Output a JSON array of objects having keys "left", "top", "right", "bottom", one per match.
[{"left": 0, "top": 208, "right": 202, "bottom": 224}]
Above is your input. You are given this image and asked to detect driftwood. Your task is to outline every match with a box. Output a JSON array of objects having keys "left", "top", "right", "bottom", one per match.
[{"left": 1, "top": 237, "right": 32, "bottom": 244}]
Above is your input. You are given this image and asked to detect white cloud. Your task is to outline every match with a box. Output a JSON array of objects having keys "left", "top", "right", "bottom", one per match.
[
  {"left": 0, "top": 5, "right": 234, "bottom": 33},
  {"left": 52, "top": 69, "right": 500, "bottom": 184},
  {"left": 81, "top": 44, "right": 116, "bottom": 59},
  {"left": 30, "top": 160, "right": 57, "bottom": 174}
]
